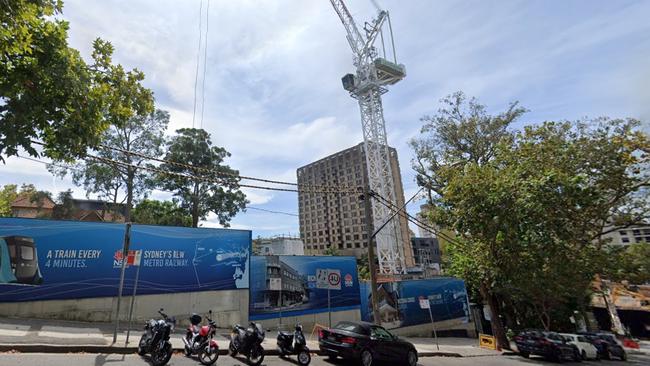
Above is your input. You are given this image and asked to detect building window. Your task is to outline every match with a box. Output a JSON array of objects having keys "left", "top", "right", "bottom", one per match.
[
  {"left": 622, "top": 237, "right": 630, "bottom": 243},
  {"left": 619, "top": 230, "right": 627, "bottom": 236}
]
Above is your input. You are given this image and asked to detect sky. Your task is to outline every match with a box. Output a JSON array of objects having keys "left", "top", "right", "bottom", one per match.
[{"left": 1, "top": 0, "right": 650, "bottom": 237}]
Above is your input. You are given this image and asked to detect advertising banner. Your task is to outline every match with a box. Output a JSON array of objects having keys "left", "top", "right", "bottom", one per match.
[
  {"left": 360, "top": 277, "right": 470, "bottom": 329},
  {"left": 0, "top": 218, "right": 251, "bottom": 302},
  {"left": 249, "top": 255, "right": 360, "bottom": 320}
]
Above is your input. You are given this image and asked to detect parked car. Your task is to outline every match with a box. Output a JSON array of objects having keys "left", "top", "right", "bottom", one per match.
[
  {"left": 560, "top": 333, "right": 599, "bottom": 360},
  {"left": 318, "top": 321, "right": 417, "bottom": 366},
  {"left": 514, "top": 330, "right": 581, "bottom": 362},
  {"left": 596, "top": 333, "right": 627, "bottom": 361}
]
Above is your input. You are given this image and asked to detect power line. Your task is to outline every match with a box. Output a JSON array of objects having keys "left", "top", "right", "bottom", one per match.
[
  {"left": 371, "top": 191, "right": 464, "bottom": 247},
  {"left": 95, "top": 143, "right": 358, "bottom": 193},
  {"left": 192, "top": 0, "right": 204, "bottom": 129},
  {"left": 247, "top": 206, "right": 299, "bottom": 217},
  {"left": 200, "top": 0, "right": 210, "bottom": 129}
]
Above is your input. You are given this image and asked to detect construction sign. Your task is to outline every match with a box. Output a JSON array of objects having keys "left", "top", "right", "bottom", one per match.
[{"left": 479, "top": 334, "right": 496, "bottom": 350}]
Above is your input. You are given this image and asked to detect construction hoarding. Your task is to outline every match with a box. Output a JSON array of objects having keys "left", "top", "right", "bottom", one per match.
[
  {"left": 249, "top": 255, "right": 360, "bottom": 320},
  {"left": 0, "top": 218, "right": 251, "bottom": 302}
]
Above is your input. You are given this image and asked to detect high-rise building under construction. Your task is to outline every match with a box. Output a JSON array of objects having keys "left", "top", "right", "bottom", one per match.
[{"left": 297, "top": 143, "right": 414, "bottom": 267}]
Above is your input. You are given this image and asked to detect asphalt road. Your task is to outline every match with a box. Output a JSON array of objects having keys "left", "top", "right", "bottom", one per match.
[{"left": 0, "top": 353, "right": 648, "bottom": 366}]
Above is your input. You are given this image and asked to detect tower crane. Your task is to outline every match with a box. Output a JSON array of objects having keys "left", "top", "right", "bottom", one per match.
[{"left": 329, "top": 0, "right": 407, "bottom": 274}]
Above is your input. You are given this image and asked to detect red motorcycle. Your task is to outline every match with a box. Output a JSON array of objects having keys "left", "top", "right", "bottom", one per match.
[{"left": 182, "top": 310, "right": 219, "bottom": 365}]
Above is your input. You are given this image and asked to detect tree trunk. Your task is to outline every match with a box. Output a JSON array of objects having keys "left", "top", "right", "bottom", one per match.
[
  {"left": 480, "top": 282, "right": 509, "bottom": 350},
  {"left": 191, "top": 181, "right": 199, "bottom": 228}
]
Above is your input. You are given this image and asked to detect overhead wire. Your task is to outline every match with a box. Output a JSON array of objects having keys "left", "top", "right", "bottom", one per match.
[
  {"left": 246, "top": 206, "right": 299, "bottom": 217},
  {"left": 200, "top": 0, "right": 210, "bottom": 129},
  {"left": 191, "top": 0, "right": 204, "bottom": 128}
]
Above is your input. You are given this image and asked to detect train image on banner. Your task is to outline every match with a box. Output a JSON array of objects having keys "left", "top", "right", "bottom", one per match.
[{"left": 0, "top": 236, "right": 43, "bottom": 285}]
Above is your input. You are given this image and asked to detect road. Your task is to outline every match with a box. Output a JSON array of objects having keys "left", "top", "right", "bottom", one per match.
[{"left": 0, "top": 353, "right": 648, "bottom": 366}]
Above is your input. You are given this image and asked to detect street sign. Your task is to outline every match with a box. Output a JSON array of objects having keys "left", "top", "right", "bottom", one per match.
[
  {"left": 316, "top": 268, "right": 341, "bottom": 290},
  {"left": 269, "top": 278, "right": 282, "bottom": 291},
  {"left": 328, "top": 270, "right": 341, "bottom": 290},
  {"left": 419, "top": 296, "right": 430, "bottom": 309}
]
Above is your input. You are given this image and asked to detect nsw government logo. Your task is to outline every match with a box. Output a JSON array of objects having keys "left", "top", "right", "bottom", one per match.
[{"left": 344, "top": 273, "right": 353, "bottom": 287}]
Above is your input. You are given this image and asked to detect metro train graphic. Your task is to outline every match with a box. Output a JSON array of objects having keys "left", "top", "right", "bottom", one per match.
[{"left": 0, "top": 236, "right": 43, "bottom": 285}]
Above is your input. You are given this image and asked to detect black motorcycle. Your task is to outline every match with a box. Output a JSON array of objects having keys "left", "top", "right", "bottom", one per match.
[
  {"left": 277, "top": 323, "right": 311, "bottom": 365},
  {"left": 182, "top": 310, "right": 220, "bottom": 365},
  {"left": 137, "top": 308, "right": 176, "bottom": 366},
  {"left": 229, "top": 322, "right": 265, "bottom": 366}
]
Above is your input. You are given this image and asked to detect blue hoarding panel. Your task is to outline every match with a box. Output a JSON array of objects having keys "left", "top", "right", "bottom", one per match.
[
  {"left": 249, "top": 255, "right": 360, "bottom": 320},
  {"left": 0, "top": 218, "right": 251, "bottom": 302},
  {"left": 360, "top": 278, "right": 470, "bottom": 329}
]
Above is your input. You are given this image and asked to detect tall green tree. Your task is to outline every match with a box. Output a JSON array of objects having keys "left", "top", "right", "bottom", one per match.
[
  {"left": 157, "top": 128, "right": 247, "bottom": 228},
  {"left": 132, "top": 199, "right": 192, "bottom": 227},
  {"left": 411, "top": 93, "right": 649, "bottom": 344},
  {"left": 49, "top": 109, "right": 169, "bottom": 221},
  {"left": 1, "top": 1, "right": 153, "bottom": 162},
  {"left": 51, "top": 189, "right": 76, "bottom": 219},
  {"left": 0, "top": 184, "right": 18, "bottom": 217}
]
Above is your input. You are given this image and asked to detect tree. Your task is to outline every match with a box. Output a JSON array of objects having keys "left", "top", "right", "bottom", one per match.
[
  {"left": 1, "top": 1, "right": 153, "bottom": 162},
  {"left": 157, "top": 129, "right": 248, "bottom": 228},
  {"left": 51, "top": 189, "right": 76, "bottom": 220},
  {"left": 50, "top": 109, "right": 169, "bottom": 221},
  {"left": 0, "top": 184, "right": 18, "bottom": 217},
  {"left": 604, "top": 243, "right": 650, "bottom": 285},
  {"left": 411, "top": 93, "right": 649, "bottom": 344},
  {"left": 410, "top": 92, "right": 525, "bottom": 346},
  {"left": 132, "top": 199, "right": 192, "bottom": 227}
]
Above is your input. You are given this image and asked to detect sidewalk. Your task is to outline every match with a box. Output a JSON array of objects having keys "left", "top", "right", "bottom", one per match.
[{"left": 0, "top": 317, "right": 498, "bottom": 357}]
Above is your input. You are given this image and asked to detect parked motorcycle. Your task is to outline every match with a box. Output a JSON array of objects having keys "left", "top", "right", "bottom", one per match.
[
  {"left": 277, "top": 323, "right": 311, "bottom": 365},
  {"left": 137, "top": 308, "right": 176, "bottom": 366},
  {"left": 229, "top": 322, "right": 265, "bottom": 366},
  {"left": 182, "top": 310, "right": 220, "bottom": 365}
]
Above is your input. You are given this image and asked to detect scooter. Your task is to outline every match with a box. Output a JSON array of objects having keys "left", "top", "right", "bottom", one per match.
[
  {"left": 137, "top": 308, "right": 175, "bottom": 366},
  {"left": 277, "top": 323, "right": 311, "bottom": 365},
  {"left": 182, "top": 310, "right": 220, "bottom": 365},
  {"left": 229, "top": 322, "right": 265, "bottom": 366}
]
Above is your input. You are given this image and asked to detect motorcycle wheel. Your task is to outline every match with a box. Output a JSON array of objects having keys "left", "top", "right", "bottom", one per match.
[
  {"left": 298, "top": 350, "right": 311, "bottom": 365},
  {"left": 199, "top": 346, "right": 219, "bottom": 365},
  {"left": 151, "top": 342, "right": 172, "bottom": 366},
  {"left": 137, "top": 334, "right": 147, "bottom": 356},
  {"left": 248, "top": 344, "right": 265, "bottom": 366},
  {"left": 229, "top": 340, "right": 238, "bottom": 356}
]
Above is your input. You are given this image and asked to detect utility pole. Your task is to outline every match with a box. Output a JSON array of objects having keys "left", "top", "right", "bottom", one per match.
[
  {"left": 113, "top": 222, "right": 131, "bottom": 344},
  {"left": 362, "top": 186, "right": 381, "bottom": 326}
]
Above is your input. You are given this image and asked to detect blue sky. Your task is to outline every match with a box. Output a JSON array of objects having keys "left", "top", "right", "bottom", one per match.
[{"left": 1, "top": 0, "right": 649, "bottom": 237}]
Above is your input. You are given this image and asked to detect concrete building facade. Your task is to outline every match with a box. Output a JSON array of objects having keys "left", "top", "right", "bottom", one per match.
[
  {"left": 258, "top": 236, "right": 305, "bottom": 256},
  {"left": 601, "top": 225, "right": 650, "bottom": 246},
  {"left": 297, "top": 142, "right": 414, "bottom": 267}
]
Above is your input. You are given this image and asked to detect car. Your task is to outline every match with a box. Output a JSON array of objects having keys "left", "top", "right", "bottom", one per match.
[
  {"left": 318, "top": 321, "right": 417, "bottom": 366},
  {"left": 513, "top": 330, "right": 581, "bottom": 362},
  {"left": 560, "top": 333, "right": 599, "bottom": 360},
  {"left": 595, "top": 333, "right": 627, "bottom": 361}
]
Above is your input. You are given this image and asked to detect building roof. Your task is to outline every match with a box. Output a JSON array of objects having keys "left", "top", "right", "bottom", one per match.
[{"left": 11, "top": 194, "right": 55, "bottom": 209}]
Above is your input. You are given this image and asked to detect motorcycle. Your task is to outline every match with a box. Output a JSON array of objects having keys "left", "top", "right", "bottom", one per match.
[
  {"left": 137, "top": 308, "right": 176, "bottom": 366},
  {"left": 229, "top": 322, "right": 265, "bottom": 366},
  {"left": 182, "top": 310, "right": 220, "bottom": 365},
  {"left": 277, "top": 323, "right": 311, "bottom": 365}
]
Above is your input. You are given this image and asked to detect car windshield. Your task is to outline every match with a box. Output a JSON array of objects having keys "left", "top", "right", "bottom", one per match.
[
  {"left": 370, "top": 326, "right": 393, "bottom": 340},
  {"left": 334, "top": 322, "right": 359, "bottom": 332}
]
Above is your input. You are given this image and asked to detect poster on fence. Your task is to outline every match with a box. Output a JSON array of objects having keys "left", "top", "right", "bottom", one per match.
[
  {"left": 360, "top": 277, "right": 471, "bottom": 329},
  {"left": 0, "top": 218, "right": 251, "bottom": 302},
  {"left": 249, "top": 255, "right": 360, "bottom": 320}
]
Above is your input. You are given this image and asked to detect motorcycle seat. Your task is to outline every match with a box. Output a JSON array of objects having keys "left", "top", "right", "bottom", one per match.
[{"left": 279, "top": 331, "right": 293, "bottom": 337}]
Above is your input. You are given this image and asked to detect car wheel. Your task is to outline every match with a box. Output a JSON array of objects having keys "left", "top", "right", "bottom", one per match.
[
  {"left": 581, "top": 350, "right": 587, "bottom": 361},
  {"left": 620, "top": 352, "right": 627, "bottom": 361},
  {"left": 520, "top": 351, "right": 530, "bottom": 358},
  {"left": 406, "top": 349, "right": 418, "bottom": 366},
  {"left": 555, "top": 348, "right": 564, "bottom": 363},
  {"left": 327, "top": 354, "right": 337, "bottom": 361},
  {"left": 361, "top": 349, "right": 374, "bottom": 366},
  {"left": 573, "top": 349, "right": 582, "bottom": 362}
]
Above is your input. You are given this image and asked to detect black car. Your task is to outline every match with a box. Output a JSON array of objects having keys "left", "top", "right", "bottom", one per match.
[
  {"left": 581, "top": 332, "right": 627, "bottom": 361},
  {"left": 514, "top": 330, "right": 581, "bottom": 362},
  {"left": 319, "top": 321, "right": 417, "bottom": 366}
]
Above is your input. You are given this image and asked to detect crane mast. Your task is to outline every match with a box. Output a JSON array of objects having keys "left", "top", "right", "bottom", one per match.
[{"left": 329, "top": 0, "right": 407, "bottom": 274}]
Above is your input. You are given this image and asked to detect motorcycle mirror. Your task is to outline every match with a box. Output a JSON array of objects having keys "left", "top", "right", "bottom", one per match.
[{"left": 209, "top": 310, "right": 212, "bottom": 315}]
